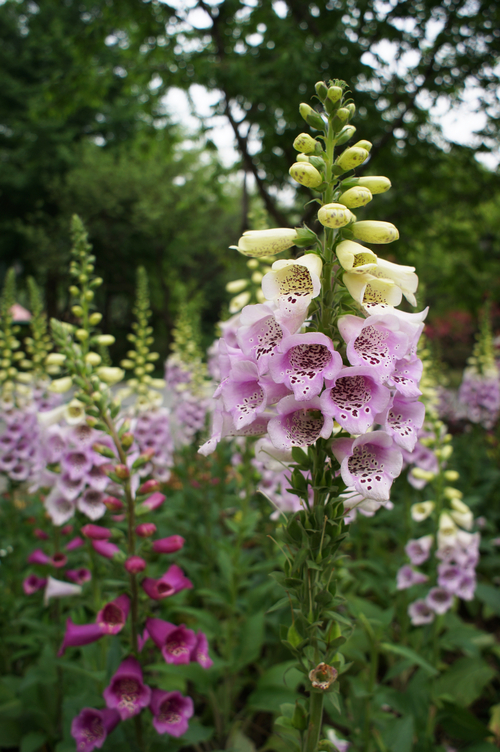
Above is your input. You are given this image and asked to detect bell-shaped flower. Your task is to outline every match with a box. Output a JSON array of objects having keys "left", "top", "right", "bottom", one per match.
[
  {"left": 230, "top": 228, "right": 298, "bottom": 258},
  {"left": 217, "top": 360, "right": 286, "bottom": 431},
  {"left": 71, "top": 707, "right": 120, "bottom": 752},
  {"left": 343, "top": 272, "right": 403, "bottom": 310},
  {"left": 437, "top": 563, "right": 463, "bottom": 593},
  {"left": 332, "top": 431, "right": 403, "bottom": 501},
  {"left": 103, "top": 657, "right": 151, "bottom": 720},
  {"left": 198, "top": 407, "right": 270, "bottom": 456},
  {"left": 86, "top": 464, "right": 110, "bottom": 493},
  {"left": 61, "top": 448, "right": 93, "bottom": 482},
  {"left": 92, "top": 540, "right": 121, "bottom": 559},
  {"left": 455, "top": 571, "right": 477, "bottom": 601},
  {"left": 338, "top": 314, "right": 409, "bottom": 381},
  {"left": 396, "top": 565, "right": 429, "bottom": 590},
  {"left": 152, "top": 536, "right": 185, "bottom": 554},
  {"left": 411, "top": 500, "right": 435, "bottom": 522},
  {"left": 142, "top": 565, "right": 193, "bottom": 601},
  {"left": 97, "top": 595, "right": 130, "bottom": 635},
  {"left": 56, "top": 473, "right": 85, "bottom": 501},
  {"left": 369, "top": 258, "right": 418, "bottom": 306},
  {"left": 44, "top": 576, "right": 82, "bottom": 605},
  {"left": 408, "top": 599, "right": 435, "bottom": 625},
  {"left": 23, "top": 575, "right": 47, "bottom": 595},
  {"left": 44, "top": 488, "right": 76, "bottom": 526},
  {"left": 146, "top": 618, "right": 197, "bottom": 665},
  {"left": 268, "top": 395, "right": 334, "bottom": 450},
  {"left": 336, "top": 240, "right": 377, "bottom": 274},
  {"left": 190, "top": 632, "right": 213, "bottom": 669},
  {"left": 386, "top": 357, "right": 423, "bottom": 398},
  {"left": 270, "top": 332, "right": 342, "bottom": 401},
  {"left": 320, "top": 365, "right": 391, "bottom": 434},
  {"left": 149, "top": 690, "right": 194, "bottom": 737},
  {"left": 381, "top": 396, "right": 426, "bottom": 451},
  {"left": 66, "top": 568, "right": 92, "bottom": 584},
  {"left": 405, "top": 534, "right": 434, "bottom": 565},
  {"left": 78, "top": 489, "right": 106, "bottom": 521},
  {"left": 28, "top": 548, "right": 51, "bottom": 566},
  {"left": 58, "top": 618, "right": 104, "bottom": 656},
  {"left": 262, "top": 254, "right": 322, "bottom": 332},
  {"left": 426, "top": 586, "right": 453, "bottom": 615},
  {"left": 237, "top": 304, "right": 290, "bottom": 371}
]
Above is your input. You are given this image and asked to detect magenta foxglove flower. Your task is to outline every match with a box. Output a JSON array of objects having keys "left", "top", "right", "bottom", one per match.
[
  {"left": 382, "top": 396, "right": 426, "bottom": 452},
  {"left": 190, "top": 632, "right": 213, "bottom": 668},
  {"left": 426, "top": 587, "right": 454, "bottom": 615},
  {"left": 146, "top": 618, "right": 197, "bottom": 665},
  {"left": 149, "top": 689, "right": 194, "bottom": 737},
  {"left": 51, "top": 552, "right": 68, "bottom": 568},
  {"left": 96, "top": 595, "right": 130, "bottom": 635},
  {"left": 66, "top": 536, "right": 85, "bottom": 551},
  {"left": 92, "top": 540, "right": 120, "bottom": 559},
  {"left": 67, "top": 568, "right": 92, "bottom": 584},
  {"left": 152, "top": 536, "right": 185, "bottom": 554},
  {"left": 396, "top": 565, "right": 428, "bottom": 590},
  {"left": 405, "top": 534, "right": 434, "bottom": 566},
  {"left": 270, "top": 332, "right": 342, "bottom": 401},
  {"left": 320, "top": 365, "right": 391, "bottom": 434},
  {"left": 58, "top": 618, "right": 104, "bottom": 656},
  {"left": 103, "top": 496, "right": 124, "bottom": 512},
  {"left": 237, "top": 304, "right": 288, "bottom": 370},
  {"left": 23, "top": 575, "right": 47, "bottom": 595},
  {"left": 103, "top": 657, "right": 151, "bottom": 720},
  {"left": 138, "top": 629, "right": 149, "bottom": 652},
  {"left": 71, "top": 707, "right": 120, "bottom": 752},
  {"left": 34, "top": 529, "right": 49, "bottom": 540},
  {"left": 408, "top": 599, "right": 435, "bottom": 625},
  {"left": 268, "top": 395, "right": 334, "bottom": 450},
  {"left": 125, "top": 556, "right": 147, "bottom": 574},
  {"left": 338, "top": 314, "right": 409, "bottom": 380},
  {"left": 28, "top": 548, "right": 51, "bottom": 566},
  {"left": 141, "top": 492, "right": 166, "bottom": 512},
  {"left": 136, "top": 523, "right": 157, "bottom": 538},
  {"left": 142, "top": 565, "right": 193, "bottom": 600},
  {"left": 332, "top": 431, "right": 403, "bottom": 501},
  {"left": 138, "top": 479, "right": 160, "bottom": 495}
]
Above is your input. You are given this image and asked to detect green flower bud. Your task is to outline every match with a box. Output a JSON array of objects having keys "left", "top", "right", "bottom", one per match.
[
  {"left": 353, "top": 139, "right": 372, "bottom": 152},
  {"left": 85, "top": 352, "right": 102, "bottom": 366},
  {"left": 49, "top": 376, "right": 73, "bottom": 393},
  {"left": 147, "top": 353, "right": 159, "bottom": 361},
  {"left": 336, "top": 107, "right": 350, "bottom": 122},
  {"left": 84, "top": 290, "right": 94, "bottom": 301},
  {"left": 343, "top": 176, "right": 392, "bottom": 194},
  {"left": 293, "top": 133, "right": 318, "bottom": 153},
  {"left": 336, "top": 125, "right": 357, "bottom": 145},
  {"left": 336, "top": 147, "right": 369, "bottom": 172},
  {"left": 89, "top": 312, "right": 103, "bottom": 325},
  {"left": 91, "top": 277, "right": 103, "bottom": 288},
  {"left": 296, "top": 153, "right": 310, "bottom": 162},
  {"left": 351, "top": 220, "right": 399, "bottom": 244},
  {"left": 69, "top": 286, "right": 80, "bottom": 297},
  {"left": 71, "top": 305, "right": 84, "bottom": 317},
  {"left": 299, "top": 103, "right": 325, "bottom": 131},
  {"left": 338, "top": 186, "right": 373, "bottom": 208},
  {"left": 346, "top": 103, "right": 356, "bottom": 118},
  {"left": 225, "top": 279, "right": 249, "bottom": 294},
  {"left": 95, "top": 334, "right": 115, "bottom": 346},
  {"left": 318, "top": 203, "right": 355, "bottom": 229},
  {"left": 46, "top": 353, "right": 66, "bottom": 366},
  {"left": 120, "top": 359, "right": 135, "bottom": 369},
  {"left": 327, "top": 85, "right": 343, "bottom": 103},
  {"left": 289, "top": 162, "right": 323, "bottom": 188},
  {"left": 75, "top": 329, "right": 89, "bottom": 341},
  {"left": 315, "top": 81, "right": 328, "bottom": 101}
]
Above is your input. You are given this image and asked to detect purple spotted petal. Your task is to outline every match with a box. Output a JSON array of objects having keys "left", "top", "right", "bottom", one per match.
[
  {"left": 320, "top": 365, "right": 391, "bottom": 434},
  {"left": 145, "top": 618, "right": 196, "bottom": 665},
  {"left": 332, "top": 431, "right": 403, "bottom": 501},
  {"left": 237, "top": 304, "right": 288, "bottom": 371},
  {"left": 150, "top": 689, "right": 194, "bottom": 737},
  {"left": 382, "top": 396, "right": 426, "bottom": 451},
  {"left": 386, "top": 357, "right": 423, "bottom": 398},
  {"left": 268, "top": 395, "right": 334, "bottom": 449},
  {"left": 270, "top": 332, "right": 342, "bottom": 401},
  {"left": 338, "top": 314, "right": 409, "bottom": 380},
  {"left": 103, "top": 657, "right": 151, "bottom": 720}
]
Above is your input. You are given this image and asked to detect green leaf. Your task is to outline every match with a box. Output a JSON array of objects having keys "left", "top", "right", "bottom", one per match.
[
  {"left": 434, "top": 658, "right": 496, "bottom": 707},
  {"left": 380, "top": 643, "right": 438, "bottom": 677},
  {"left": 381, "top": 715, "right": 414, "bottom": 752},
  {"left": 0, "top": 718, "right": 21, "bottom": 747},
  {"left": 20, "top": 732, "right": 48, "bottom": 752},
  {"left": 437, "top": 702, "right": 489, "bottom": 742},
  {"left": 232, "top": 611, "right": 265, "bottom": 670},
  {"left": 475, "top": 584, "right": 500, "bottom": 616}
]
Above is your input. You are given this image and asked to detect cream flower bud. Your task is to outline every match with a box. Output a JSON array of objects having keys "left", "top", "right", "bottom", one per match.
[
  {"left": 225, "top": 279, "right": 248, "bottom": 293},
  {"left": 438, "top": 512, "right": 459, "bottom": 549},
  {"left": 289, "top": 162, "right": 323, "bottom": 188},
  {"left": 336, "top": 147, "right": 369, "bottom": 171},
  {"left": 338, "top": 187, "right": 373, "bottom": 208},
  {"left": 49, "top": 376, "right": 73, "bottom": 393},
  {"left": 449, "top": 498, "right": 473, "bottom": 530},
  {"left": 85, "top": 352, "right": 102, "bottom": 366},
  {"left": 16, "top": 372, "right": 34, "bottom": 384},
  {"left": 149, "top": 378, "right": 166, "bottom": 390},
  {"left": 336, "top": 107, "right": 350, "bottom": 122},
  {"left": 89, "top": 312, "right": 103, "bottom": 325},
  {"left": 444, "top": 470, "right": 459, "bottom": 482},
  {"left": 444, "top": 487, "right": 463, "bottom": 501},
  {"left": 411, "top": 501, "right": 435, "bottom": 522},
  {"left": 356, "top": 176, "right": 391, "bottom": 194},
  {"left": 251, "top": 271, "right": 263, "bottom": 284},
  {"left": 293, "top": 133, "right": 318, "bottom": 153},
  {"left": 230, "top": 228, "right": 299, "bottom": 258},
  {"left": 95, "top": 335, "right": 115, "bottom": 346},
  {"left": 336, "top": 126, "right": 356, "bottom": 145},
  {"left": 299, "top": 104, "right": 325, "bottom": 130},
  {"left": 327, "top": 85, "right": 343, "bottom": 103},
  {"left": 352, "top": 140, "right": 372, "bottom": 152},
  {"left": 411, "top": 468, "right": 435, "bottom": 481},
  {"left": 318, "top": 203, "right": 355, "bottom": 228},
  {"left": 351, "top": 221, "right": 399, "bottom": 244},
  {"left": 336, "top": 240, "right": 377, "bottom": 273},
  {"left": 96, "top": 367, "right": 124, "bottom": 385},
  {"left": 46, "top": 353, "right": 66, "bottom": 366},
  {"left": 229, "top": 291, "right": 251, "bottom": 313}
]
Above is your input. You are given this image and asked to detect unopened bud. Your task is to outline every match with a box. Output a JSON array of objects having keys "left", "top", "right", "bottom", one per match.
[
  {"left": 125, "top": 556, "right": 146, "bottom": 574},
  {"left": 411, "top": 468, "right": 435, "bottom": 482},
  {"left": 95, "top": 335, "right": 115, "bottom": 346},
  {"left": 103, "top": 496, "right": 124, "bottom": 512},
  {"left": 85, "top": 352, "right": 101, "bottom": 366},
  {"left": 92, "top": 443, "right": 116, "bottom": 459},
  {"left": 96, "top": 367, "right": 124, "bottom": 385},
  {"left": 299, "top": 103, "right": 325, "bottom": 131},
  {"left": 71, "top": 305, "right": 84, "bottom": 317},
  {"left": 138, "top": 479, "right": 161, "bottom": 495},
  {"left": 318, "top": 203, "right": 355, "bottom": 229},
  {"left": 336, "top": 107, "right": 350, "bottom": 122},
  {"left": 48, "top": 376, "right": 73, "bottom": 393},
  {"left": 444, "top": 470, "right": 459, "bottom": 482},
  {"left": 114, "top": 464, "right": 130, "bottom": 479},
  {"left": 336, "top": 125, "right": 356, "bottom": 145},
  {"left": 315, "top": 81, "right": 328, "bottom": 101},
  {"left": 81, "top": 524, "right": 111, "bottom": 540},
  {"left": 83, "top": 290, "right": 94, "bottom": 301},
  {"left": 69, "top": 286, "right": 80, "bottom": 296},
  {"left": 289, "top": 162, "right": 323, "bottom": 188},
  {"left": 293, "top": 133, "right": 318, "bottom": 153},
  {"left": 121, "top": 432, "right": 134, "bottom": 449},
  {"left": 350, "top": 176, "right": 391, "bottom": 194},
  {"left": 225, "top": 279, "right": 248, "bottom": 294},
  {"left": 351, "top": 220, "right": 399, "bottom": 244},
  {"left": 75, "top": 329, "right": 89, "bottom": 341},
  {"left": 327, "top": 85, "right": 343, "bottom": 103},
  {"left": 338, "top": 186, "right": 373, "bottom": 208},
  {"left": 336, "top": 147, "right": 369, "bottom": 171},
  {"left": 136, "top": 523, "right": 157, "bottom": 538},
  {"left": 88, "top": 312, "right": 102, "bottom": 325},
  {"left": 353, "top": 139, "right": 372, "bottom": 152},
  {"left": 45, "top": 353, "right": 66, "bottom": 366},
  {"left": 152, "top": 535, "right": 185, "bottom": 554}
]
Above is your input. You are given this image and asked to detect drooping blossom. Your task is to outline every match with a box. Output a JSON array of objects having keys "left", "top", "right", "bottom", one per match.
[
  {"left": 331, "top": 431, "right": 403, "bottom": 501},
  {"left": 320, "top": 365, "right": 391, "bottom": 434},
  {"left": 408, "top": 599, "right": 435, "bottom": 626},
  {"left": 103, "top": 657, "right": 151, "bottom": 720},
  {"left": 142, "top": 565, "right": 192, "bottom": 601},
  {"left": 269, "top": 332, "right": 342, "bottom": 401},
  {"left": 268, "top": 396, "right": 334, "bottom": 450},
  {"left": 152, "top": 535, "right": 185, "bottom": 554},
  {"left": 149, "top": 689, "right": 194, "bottom": 737},
  {"left": 146, "top": 618, "right": 198, "bottom": 665},
  {"left": 405, "top": 534, "right": 434, "bottom": 566},
  {"left": 96, "top": 595, "right": 130, "bottom": 635},
  {"left": 71, "top": 707, "right": 120, "bottom": 752},
  {"left": 426, "top": 586, "right": 454, "bottom": 615},
  {"left": 23, "top": 575, "right": 47, "bottom": 595},
  {"left": 44, "top": 576, "right": 82, "bottom": 605},
  {"left": 396, "top": 565, "right": 429, "bottom": 590},
  {"left": 190, "top": 632, "right": 213, "bottom": 669}
]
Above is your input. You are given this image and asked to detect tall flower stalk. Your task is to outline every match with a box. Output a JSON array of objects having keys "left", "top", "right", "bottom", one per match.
[{"left": 201, "top": 80, "right": 427, "bottom": 750}]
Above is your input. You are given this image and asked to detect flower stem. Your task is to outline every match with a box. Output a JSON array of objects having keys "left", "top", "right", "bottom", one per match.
[{"left": 305, "top": 692, "right": 324, "bottom": 752}]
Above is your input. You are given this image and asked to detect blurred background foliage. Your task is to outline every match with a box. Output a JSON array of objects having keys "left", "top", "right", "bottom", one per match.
[{"left": 0, "top": 0, "right": 499, "bottom": 361}]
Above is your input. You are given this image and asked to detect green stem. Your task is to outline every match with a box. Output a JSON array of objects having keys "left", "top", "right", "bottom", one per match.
[{"left": 305, "top": 692, "right": 324, "bottom": 752}]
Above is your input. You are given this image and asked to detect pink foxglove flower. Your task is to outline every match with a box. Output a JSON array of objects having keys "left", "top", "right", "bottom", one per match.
[
  {"left": 149, "top": 689, "right": 194, "bottom": 737},
  {"left": 320, "top": 365, "right": 391, "bottom": 434},
  {"left": 142, "top": 565, "right": 193, "bottom": 600},
  {"left": 66, "top": 568, "right": 92, "bottom": 584},
  {"left": 44, "top": 488, "right": 76, "bottom": 525},
  {"left": 135, "top": 523, "right": 157, "bottom": 538},
  {"left": 237, "top": 303, "right": 289, "bottom": 370},
  {"left": 396, "top": 565, "right": 428, "bottom": 590},
  {"left": 381, "top": 396, "right": 426, "bottom": 452},
  {"left": 190, "top": 632, "right": 213, "bottom": 668},
  {"left": 91, "top": 540, "right": 120, "bottom": 559},
  {"left": 426, "top": 587, "right": 453, "bottom": 615},
  {"left": 338, "top": 314, "right": 409, "bottom": 380},
  {"left": 146, "top": 618, "right": 197, "bottom": 665},
  {"left": 125, "top": 556, "right": 147, "bottom": 574},
  {"left": 61, "top": 449, "right": 93, "bottom": 481},
  {"left": 58, "top": 619, "right": 104, "bottom": 656},
  {"left": 78, "top": 489, "right": 106, "bottom": 520},
  {"left": 28, "top": 549, "right": 51, "bottom": 566},
  {"left": 408, "top": 599, "right": 435, "bottom": 625},
  {"left": 270, "top": 332, "right": 342, "bottom": 401},
  {"left": 34, "top": 529, "right": 49, "bottom": 540},
  {"left": 405, "top": 534, "right": 434, "bottom": 566},
  {"left": 152, "top": 535, "right": 185, "bottom": 554},
  {"left": 217, "top": 360, "right": 284, "bottom": 430},
  {"left": 71, "top": 707, "right": 120, "bottom": 752},
  {"left": 437, "top": 563, "right": 463, "bottom": 593},
  {"left": 386, "top": 357, "right": 423, "bottom": 398},
  {"left": 23, "top": 575, "right": 47, "bottom": 595},
  {"left": 332, "top": 431, "right": 403, "bottom": 501},
  {"left": 141, "top": 492, "right": 166, "bottom": 512},
  {"left": 96, "top": 595, "right": 130, "bottom": 635},
  {"left": 103, "top": 657, "right": 151, "bottom": 720},
  {"left": 66, "top": 536, "right": 85, "bottom": 551},
  {"left": 268, "top": 395, "right": 334, "bottom": 450},
  {"left": 50, "top": 552, "right": 68, "bottom": 568}
]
